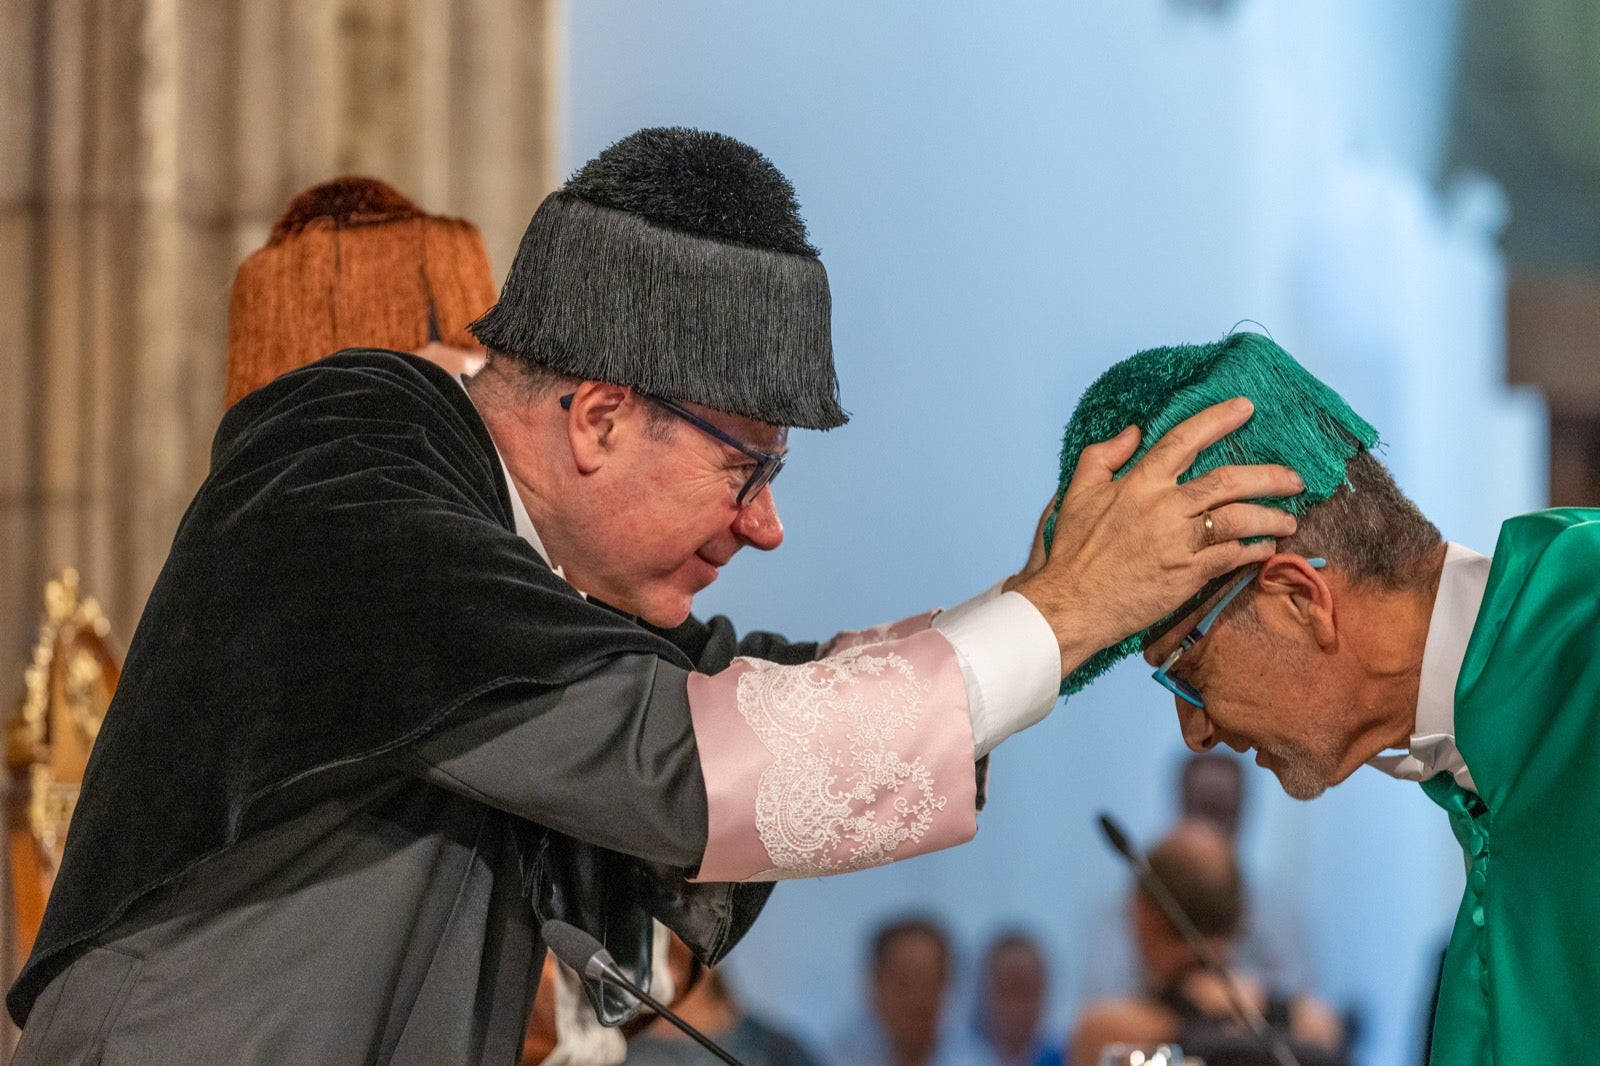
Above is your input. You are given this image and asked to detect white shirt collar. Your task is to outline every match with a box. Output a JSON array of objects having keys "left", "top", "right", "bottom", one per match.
[
  {"left": 455, "top": 373, "right": 569, "bottom": 585},
  {"left": 1366, "top": 541, "right": 1490, "bottom": 791}
]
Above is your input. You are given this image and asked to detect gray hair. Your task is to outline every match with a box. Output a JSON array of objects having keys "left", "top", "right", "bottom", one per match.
[
  {"left": 1281, "top": 450, "right": 1442, "bottom": 593},
  {"left": 477, "top": 349, "right": 677, "bottom": 441},
  {"left": 1224, "top": 451, "right": 1442, "bottom": 633}
]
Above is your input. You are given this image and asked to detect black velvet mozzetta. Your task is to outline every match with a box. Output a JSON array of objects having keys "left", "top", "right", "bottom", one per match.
[{"left": 9, "top": 350, "right": 771, "bottom": 1023}]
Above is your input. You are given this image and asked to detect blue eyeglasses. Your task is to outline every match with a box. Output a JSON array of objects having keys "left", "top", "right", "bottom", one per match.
[
  {"left": 560, "top": 393, "right": 786, "bottom": 508},
  {"left": 1151, "top": 558, "right": 1327, "bottom": 708}
]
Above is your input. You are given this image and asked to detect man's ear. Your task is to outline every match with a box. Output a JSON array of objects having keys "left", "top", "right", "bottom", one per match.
[
  {"left": 1256, "top": 553, "right": 1336, "bottom": 649},
  {"left": 562, "top": 382, "right": 633, "bottom": 474}
]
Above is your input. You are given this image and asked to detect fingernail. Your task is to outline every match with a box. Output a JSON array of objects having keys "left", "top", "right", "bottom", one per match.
[{"left": 1232, "top": 398, "right": 1253, "bottom": 414}]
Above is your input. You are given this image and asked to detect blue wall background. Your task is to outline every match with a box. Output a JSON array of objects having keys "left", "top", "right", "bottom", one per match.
[{"left": 563, "top": 3, "right": 1546, "bottom": 1063}]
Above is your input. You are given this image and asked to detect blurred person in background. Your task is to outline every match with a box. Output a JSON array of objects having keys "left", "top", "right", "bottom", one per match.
[
  {"left": 968, "top": 931, "right": 1064, "bottom": 1066},
  {"left": 1177, "top": 751, "right": 1244, "bottom": 838},
  {"left": 1173, "top": 752, "right": 1313, "bottom": 994},
  {"left": 223, "top": 174, "right": 496, "bottom": 406},
  {"left": 830, "top": 917, "right": 961, "bottom": 1066},
  {"left": 1076, "top": 753, "right": 1312, "bottom": 1010},
  {"left": 1071, "top": 823, "right": 1345, "bottom": 1066}
]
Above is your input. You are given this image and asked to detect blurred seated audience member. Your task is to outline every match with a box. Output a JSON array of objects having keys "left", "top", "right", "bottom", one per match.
[
  {"left": 1176, "top": 753, "right": 1312, "bottom": 993},
  {"left": 1180, "top": 751, "right": 1245, "bottom": 838},
  {"left": 1077, "top": 753, "right": 1313, "bottom": 1007},
  {"left": 829, "top": 917, "right": 960, "bottom": 1066},
  {"left": 623, "top": 967, "right": 820, "bottom": 1066},
  {"left": 1072, "top": 823, "right": 1347, "bottom": 1066},
  {"left": 970, "top": 932, "right": 1064, "bottom": 1066}
]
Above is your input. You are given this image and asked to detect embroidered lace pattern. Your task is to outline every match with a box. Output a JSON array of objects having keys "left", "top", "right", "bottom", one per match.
[{"left": 733, "top": 645, "right": 948, "bottom": 877}]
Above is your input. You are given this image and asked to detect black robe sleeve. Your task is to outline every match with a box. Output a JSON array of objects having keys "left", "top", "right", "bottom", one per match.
[{"left": 405, "top": 653, "right": 707, "bottom": 867}]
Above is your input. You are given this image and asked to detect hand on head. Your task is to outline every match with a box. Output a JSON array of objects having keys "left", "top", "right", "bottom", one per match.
[{"left": 1014, "top": 398, "right": 1305, "bottom": 678}]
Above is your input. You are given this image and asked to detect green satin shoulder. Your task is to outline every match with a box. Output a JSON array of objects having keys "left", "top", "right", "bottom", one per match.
[{"left": 1429, "top": 508, "right": 1600, "bottom": 1065}]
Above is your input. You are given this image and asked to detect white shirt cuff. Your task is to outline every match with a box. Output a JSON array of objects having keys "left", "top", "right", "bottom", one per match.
[
  {"left": 932, "top": 589, "right": 1061, "bottom": 757},
  {"left": 932, "top": 580, "right": 1005, "bottom": 631}
]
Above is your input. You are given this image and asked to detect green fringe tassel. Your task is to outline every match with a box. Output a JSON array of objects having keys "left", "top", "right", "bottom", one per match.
[{"left": 1043, "top": 332, "right": 1378, "bottom": 696}]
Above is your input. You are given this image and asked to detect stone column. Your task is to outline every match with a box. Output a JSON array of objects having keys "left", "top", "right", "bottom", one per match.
[
  {"left": 0, "top": 0, "right": 558, "bottom": 1015},
  {"left": 3, "top": 0, "right": 558, "bottom": 654}
]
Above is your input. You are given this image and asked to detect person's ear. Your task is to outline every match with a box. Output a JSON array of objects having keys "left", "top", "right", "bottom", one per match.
[
  {"left": 1256, "top": 554, "right": 1336, "bottom": 649},
  {"left": 563, "top": 382, "right": 632, "bottom": 473}
]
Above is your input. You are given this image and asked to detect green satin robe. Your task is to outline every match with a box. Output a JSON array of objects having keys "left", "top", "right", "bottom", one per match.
[{"left": 1426, "top": 508, "right": 1600, "bottom": 1064}]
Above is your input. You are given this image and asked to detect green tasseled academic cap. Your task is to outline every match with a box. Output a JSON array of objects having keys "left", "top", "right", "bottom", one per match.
[{"left": 1043, "top": 331, "right": 1379, "bottom": 696}]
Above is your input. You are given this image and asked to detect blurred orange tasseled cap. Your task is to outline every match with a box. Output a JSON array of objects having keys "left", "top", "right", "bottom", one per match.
[{"left": 225, "top": 176, "right": 498, "bottom": 407}]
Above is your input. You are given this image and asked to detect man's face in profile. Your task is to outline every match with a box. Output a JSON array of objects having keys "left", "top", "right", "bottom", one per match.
[{"left": 1143, "top": 567, "right": 1361, "bottom": 800}]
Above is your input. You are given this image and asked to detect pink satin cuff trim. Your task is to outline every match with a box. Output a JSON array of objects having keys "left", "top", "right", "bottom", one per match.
[
  {"left": 689, "top": 628, "right": 977, "bottom": 883},
  {"left": 818, "top": 611, "right": 937, "bottom": 656}
]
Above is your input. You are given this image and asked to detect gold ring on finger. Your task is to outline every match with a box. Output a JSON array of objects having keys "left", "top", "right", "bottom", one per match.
[{"left": 1202, "top": 511, "right": 1217, "bottom": 547}]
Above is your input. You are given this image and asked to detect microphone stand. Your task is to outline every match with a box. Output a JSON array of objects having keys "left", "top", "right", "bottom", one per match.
[
  {"left": 1098, "top": 813, "right": 1302, "bottom": 1066},
  {"left": 541, "top": 919, "right": 746, "bottom": 1066}
]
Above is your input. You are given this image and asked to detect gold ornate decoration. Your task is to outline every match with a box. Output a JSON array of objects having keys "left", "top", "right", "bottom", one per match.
[{"left": 7, "top": 570, "right": 119, "bottom": 957}]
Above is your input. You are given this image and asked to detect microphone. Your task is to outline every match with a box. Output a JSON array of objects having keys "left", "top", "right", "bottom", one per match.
[
  {"left": 1097, "top": 813, "right": 1302, "bottom": 1066},
  {"left": 540, "top": 919, "right": 747, "bottom": 1066}
]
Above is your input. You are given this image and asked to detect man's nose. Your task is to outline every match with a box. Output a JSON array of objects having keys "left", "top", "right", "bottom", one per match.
[
  {"left": 1177, "top": 700, "right": 1217, "bottom": 751},
  {"left": 732, "top": 486, "right": 784, "bottom": 551}
]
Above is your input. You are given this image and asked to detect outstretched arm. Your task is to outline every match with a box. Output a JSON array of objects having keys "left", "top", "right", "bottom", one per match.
[{"left": 408, "top": 401, "right": 1303, "bottom": 884}]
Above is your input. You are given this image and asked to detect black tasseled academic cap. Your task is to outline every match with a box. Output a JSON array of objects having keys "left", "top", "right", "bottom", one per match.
[{"left": 471, "top": 127, "right": 846, "bottom": 429}]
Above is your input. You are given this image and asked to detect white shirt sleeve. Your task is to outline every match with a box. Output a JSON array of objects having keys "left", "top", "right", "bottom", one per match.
[{"left": 932, "top": 584, "right": 1062, "bottom": 757}]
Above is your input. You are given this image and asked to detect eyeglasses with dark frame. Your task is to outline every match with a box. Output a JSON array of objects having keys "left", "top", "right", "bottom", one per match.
[
  {"left": 559, "top": 392, "right": 786, "bottom": 509},
  {"left": 1150, "top": 557, "right": 1326, "bottom": 708}
]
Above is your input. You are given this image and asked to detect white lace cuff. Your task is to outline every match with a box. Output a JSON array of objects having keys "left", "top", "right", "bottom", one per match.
[{"left": 689, "top": 628, "right": 977, "bottom": 882}]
